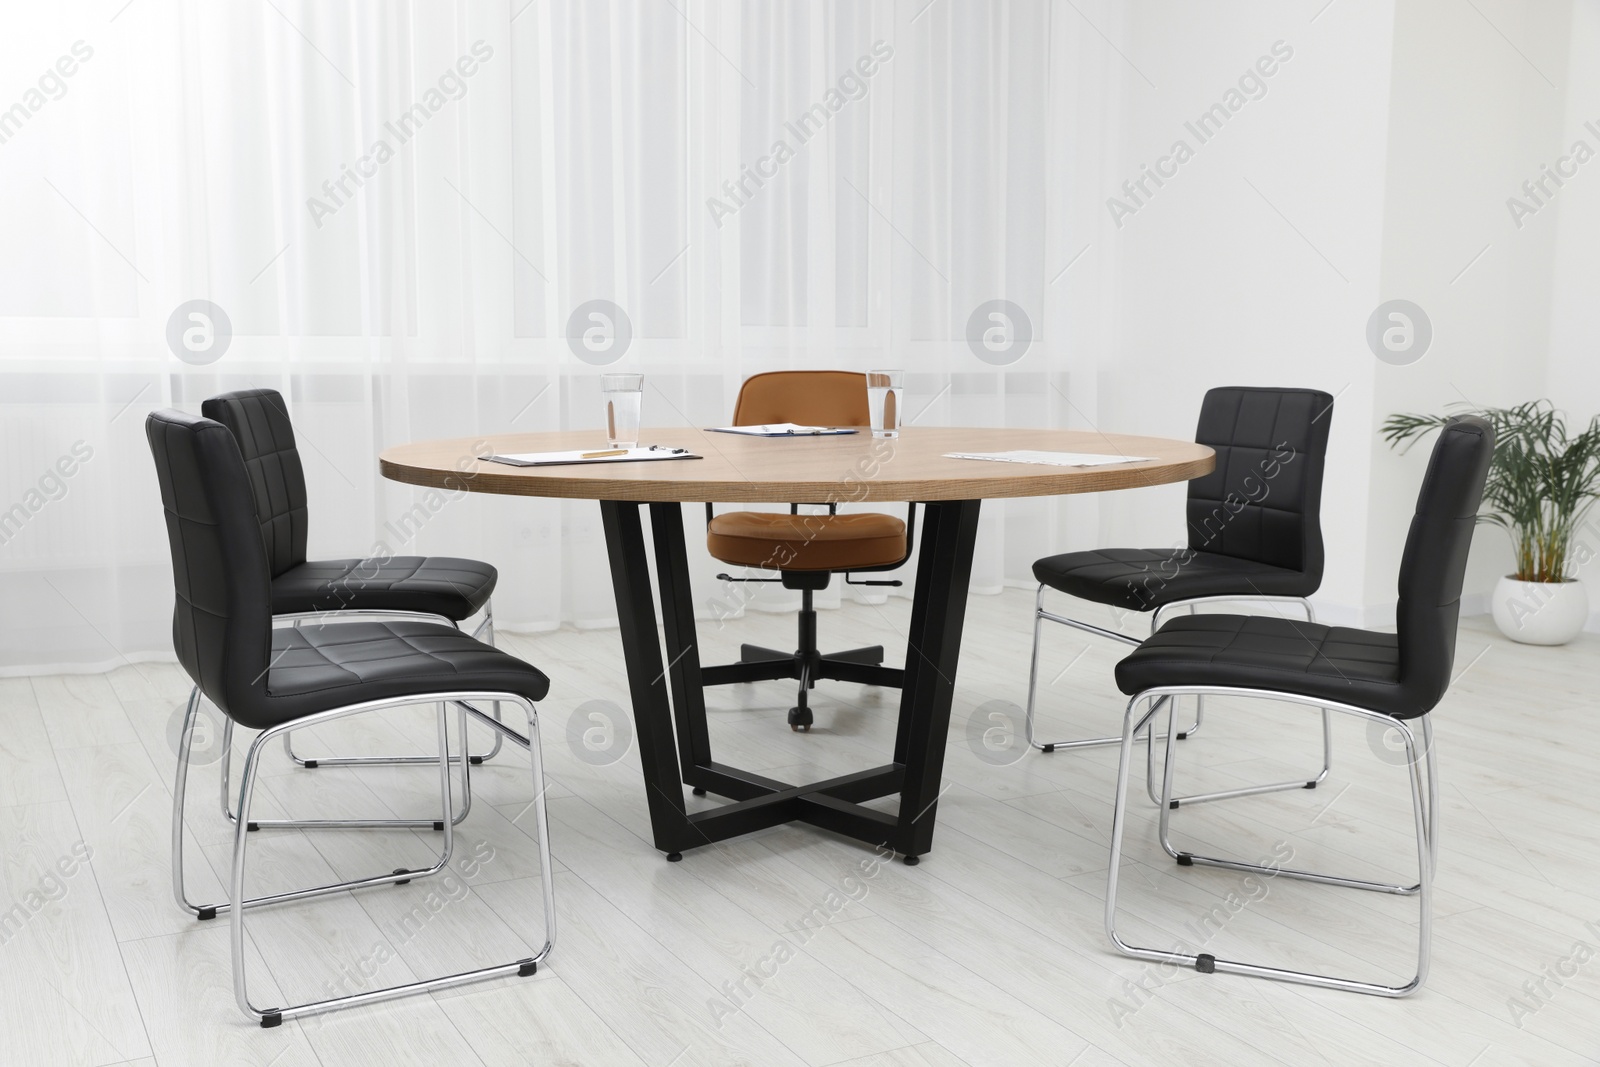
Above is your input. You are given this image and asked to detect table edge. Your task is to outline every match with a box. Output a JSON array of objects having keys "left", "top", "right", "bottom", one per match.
[{"left": 377, "top": 452, "right": 1216, "bottom": 503}]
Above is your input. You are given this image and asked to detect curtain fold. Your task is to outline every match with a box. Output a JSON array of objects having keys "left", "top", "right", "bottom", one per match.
[{"left": 0, "top": 0, "right": 1122, "bottom": 674}]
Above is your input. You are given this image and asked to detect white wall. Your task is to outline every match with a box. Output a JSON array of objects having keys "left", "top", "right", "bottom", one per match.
[
  {"left": 1542, "top": 0, "right": 1600, "bottom": 626},
  {"left": 1365, "top": 0, "right": 1573, "bottom": 624},
  {"left": 1087, "top": 0, "right": 1596, "bottom": 628},
  {"left": 1094, "top": 0, "right": 1395, "bottom": 625}
]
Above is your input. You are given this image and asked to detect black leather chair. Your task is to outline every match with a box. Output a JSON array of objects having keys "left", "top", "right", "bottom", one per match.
[
  {"left": 1104, "top": 416, "right": 1494, "bottom": 997},
  {"left": 148, "top": 409, "right": 556, "bottom": 1025},
  {"left": 202, "top": 388, "right": 505, "bottom": 799},
  {"left": 1026, "top": 386, "right": 1335, "bottom": 806}
]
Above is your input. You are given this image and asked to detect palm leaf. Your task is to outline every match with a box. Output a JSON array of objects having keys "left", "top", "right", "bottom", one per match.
[{"left": 1381, "top": 400, "right": 1600, "bottom": 582}]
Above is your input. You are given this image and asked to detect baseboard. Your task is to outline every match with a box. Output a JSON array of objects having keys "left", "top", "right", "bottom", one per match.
[
  {"left": 492, "top": 620, "right": 566, "bottom": 635},
  {"left": 1311, "top": 592, "right": 1497, "bottom": 632},
  {"left": 1304, "top": 600, "right": 1369, "bottom": 628},
  {"left": 1309, "top": 591, "right": 1508, "bottom": 632},
  {"left": 0, "top": 650, "right": 177, "bottom": 679}
]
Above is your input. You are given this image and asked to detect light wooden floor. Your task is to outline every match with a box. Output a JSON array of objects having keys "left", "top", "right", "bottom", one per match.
[{"left": 3, "top": 587, "right": 1598, "bottom": 1066}]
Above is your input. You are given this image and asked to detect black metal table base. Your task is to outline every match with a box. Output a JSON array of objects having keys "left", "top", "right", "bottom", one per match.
[{"left": 600, "top": 498, "right": 981, "bottom": 863}]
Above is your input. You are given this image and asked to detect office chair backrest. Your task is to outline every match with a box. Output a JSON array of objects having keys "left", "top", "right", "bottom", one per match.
[
  {"left": 1186, "top": 386, "right": 1335, "bottom": 580},
  {"left": 1394, "top": 416, "right": 1494, "bottom": 717},
  {"left": 201, "top": 388, "right": 308, "bottom": 579},
  {"left": 146, "top": 410, "right": 273, "bottom": 723},
  {"left": 732, "top": 371, "right": 871, "bottom": 427}
]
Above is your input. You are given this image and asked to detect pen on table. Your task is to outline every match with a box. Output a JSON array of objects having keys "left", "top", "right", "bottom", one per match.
[{"left": 581, "top": 449, "right": 629, "bottom": 458}]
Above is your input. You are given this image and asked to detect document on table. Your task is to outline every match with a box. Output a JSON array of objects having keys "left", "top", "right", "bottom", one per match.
[
  {"left": 706, "top": 423, "right": 859, "bottom": 437},
  {"left": 484, "top": 447, "right": 701, "bottom": 468},
  {"left": 943, "top": 450, "right": 1153, "bottom": 467}
]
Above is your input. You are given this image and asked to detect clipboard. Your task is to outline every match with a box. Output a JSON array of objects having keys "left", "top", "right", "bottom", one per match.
[
  {"left": 485, "top": 447, "right": 703, "bottom": 468},
  {"left": 706, "top": 423, "right": 859, "bottom": 437}
]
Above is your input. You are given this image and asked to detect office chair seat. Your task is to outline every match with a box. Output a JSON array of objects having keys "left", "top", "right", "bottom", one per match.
[
  {"left": 1113, "top": 614, "right": 1408, "bottom": 717},
  {"left": 1033, "top": 547, "right": 1316, "bottom": 611},
  {"left": 702, "top": 371, "right": 914, "bottom": 732},
  {"left": 707, "top": 511, "right": 907, "bottom": 571},
  {"left": 251, "top": 619, "right": 549, "bottom": 729},
  {"left": 272, "top": 556, "right": 497, "bottom": 621}
]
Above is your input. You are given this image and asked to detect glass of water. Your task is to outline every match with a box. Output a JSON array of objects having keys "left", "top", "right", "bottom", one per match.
[
  {"left": 866, "top": 369, "right": 904, "bottom": 439},
  {"left": 601, "top": 373, "right": 643, "bottom": 448}
]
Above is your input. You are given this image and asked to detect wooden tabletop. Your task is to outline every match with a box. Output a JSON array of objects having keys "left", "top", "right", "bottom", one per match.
[{"left": 379, "top": 427, "right": 1213, "bottom": 504}]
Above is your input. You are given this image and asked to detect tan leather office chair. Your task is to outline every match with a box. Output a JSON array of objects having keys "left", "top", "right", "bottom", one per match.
[{"left": 702, "top": 371, "right": 911, "bottom": 730}]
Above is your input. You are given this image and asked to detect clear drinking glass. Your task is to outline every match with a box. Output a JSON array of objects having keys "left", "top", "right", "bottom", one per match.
[
  {"left": 602, "top": 373, "right": 643, "bottom": 448},
  {"left": 866, "top": 369, "right": 904, "bottom": 439}
]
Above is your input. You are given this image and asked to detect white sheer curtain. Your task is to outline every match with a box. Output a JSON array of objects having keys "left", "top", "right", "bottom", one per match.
[{"left": 0, "top": 0, "right": 1124, "bottom": 674}]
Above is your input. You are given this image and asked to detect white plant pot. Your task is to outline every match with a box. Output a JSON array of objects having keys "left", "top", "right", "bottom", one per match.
[{"left": 1490, "top": 576, "right": 1588, "bottom": 646}]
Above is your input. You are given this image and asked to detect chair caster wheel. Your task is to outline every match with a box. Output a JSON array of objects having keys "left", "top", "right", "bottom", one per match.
[
  {"left": 903, "top": 855, "right": 920, "bottom": 866},
  {"left": 666, "top": 852, "right": 683, "bottom": 862},
  {"left": 692, "top": 787, "right": 707, "bottom": 796},
  {"left": 788, "top": 707, "right": 813, "bottom": 731}
]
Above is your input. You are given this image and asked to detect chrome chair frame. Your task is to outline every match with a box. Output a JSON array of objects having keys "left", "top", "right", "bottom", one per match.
[
  {"left": 173, "top": 687, "right": 556, "bottom": 1026},
  {"left": 1025, "top": 589, "right": 1333, "bottom": 807},
  {"left": 202, "top": 607, "right": 507, "bottom": 831},
  {"left": 1105, "top": 684, "right": 1434, "bottom": 997}
]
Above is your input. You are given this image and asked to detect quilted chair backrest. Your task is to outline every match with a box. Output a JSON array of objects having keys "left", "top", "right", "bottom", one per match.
[
  {"left": 201, "top": 388, "right": 308, "bottom": 579},
  {"left": 1185, "top": 386, "right": 1335, "bottom": 583},
  {"left": 1393, "top": 416, "right": 1495, "bottom": 718},
  {"left": 145, "top": 409, "right": 273, "bottom": 722}
]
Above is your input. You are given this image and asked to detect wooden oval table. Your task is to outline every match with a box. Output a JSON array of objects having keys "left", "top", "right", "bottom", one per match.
[{"left": 382, "top": 427, "right": 1213, "bottom": 864}]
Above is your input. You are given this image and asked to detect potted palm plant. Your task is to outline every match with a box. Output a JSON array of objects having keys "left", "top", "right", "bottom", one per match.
[{"left": 1383, "top": 400, "right": 1600, "bottom": 645}]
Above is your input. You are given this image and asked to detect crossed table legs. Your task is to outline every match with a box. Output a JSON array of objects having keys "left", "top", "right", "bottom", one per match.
[{"left": 599, "top": 498, "right": 981, "bottom": 864}]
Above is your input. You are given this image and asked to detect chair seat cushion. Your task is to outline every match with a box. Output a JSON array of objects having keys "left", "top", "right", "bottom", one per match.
[
  {"left": 1113, "top": 614, "right": 1424, "bottom": 718},
  {"left": 254, "top": 620, "right": 548, "bottom": 728},
  {"left": 1033, "top": 547, "right": 1315, "bottom": 612},
  {"left": 271, "top": 557, "right": 496, "bottom": 621},
  {"left": 707, "top": 512, "right": 906, "bottom": 571}
]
